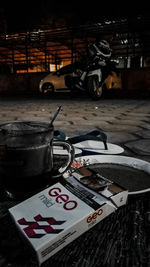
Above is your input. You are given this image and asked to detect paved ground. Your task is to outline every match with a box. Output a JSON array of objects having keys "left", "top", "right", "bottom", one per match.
[{"left": 0, "top": 95, "right": 150, "bottom": 163}]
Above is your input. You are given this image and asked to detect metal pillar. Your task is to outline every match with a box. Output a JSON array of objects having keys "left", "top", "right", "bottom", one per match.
[
  {"left": 11, "top": 43, "right": 15, "bottom": 73},
  {"left": 25, "top": 37, "right": 29, "bottom": 72}
]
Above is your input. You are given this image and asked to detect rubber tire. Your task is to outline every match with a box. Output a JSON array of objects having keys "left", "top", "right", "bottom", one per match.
[
  {"left": 88, "top": 76, "right": 103, "bottom": 100},
  {"left": 41, "top": 83, "right": 54, "bottom": 96}
]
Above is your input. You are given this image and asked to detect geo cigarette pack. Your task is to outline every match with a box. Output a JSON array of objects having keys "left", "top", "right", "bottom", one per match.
[{"left": 9, "top": 169, "right": 128, "bottom": 265}]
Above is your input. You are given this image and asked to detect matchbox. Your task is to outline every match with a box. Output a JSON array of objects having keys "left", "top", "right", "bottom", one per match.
[{"left": 71, "top": 167, "right": 128, "bottom": 207}]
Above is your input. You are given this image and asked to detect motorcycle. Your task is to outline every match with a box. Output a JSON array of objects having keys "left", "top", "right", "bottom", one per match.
[{"left": 65, "top": 59, "right": 119, "bottom": 100}]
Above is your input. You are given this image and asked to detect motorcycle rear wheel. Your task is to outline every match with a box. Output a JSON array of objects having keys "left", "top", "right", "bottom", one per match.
[{"left": 87, "top": 76, "right": 103, "bottom": 100}]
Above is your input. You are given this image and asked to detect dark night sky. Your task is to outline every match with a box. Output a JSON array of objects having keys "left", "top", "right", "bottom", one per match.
[{"left": 0, "top": 1, "right": 149, "bottom": 32}]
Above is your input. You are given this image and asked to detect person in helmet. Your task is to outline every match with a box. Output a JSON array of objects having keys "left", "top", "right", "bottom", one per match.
[{"left": 76, "top": 40, "right": 112, "bottom": 89}]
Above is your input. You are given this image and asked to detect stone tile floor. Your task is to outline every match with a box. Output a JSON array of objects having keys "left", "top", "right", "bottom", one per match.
[{"left": 0, "top": 95, "right": 150, "bottom": 162}]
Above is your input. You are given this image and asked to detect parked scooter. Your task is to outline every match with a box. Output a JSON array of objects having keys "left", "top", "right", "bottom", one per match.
[{"left": 66, "top": 40, "right": 119, "bottom": 100}]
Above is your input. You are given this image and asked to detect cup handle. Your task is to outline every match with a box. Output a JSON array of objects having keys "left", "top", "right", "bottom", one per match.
[{"left": 52, "top": 140, "right": 75, "bottom": 178}]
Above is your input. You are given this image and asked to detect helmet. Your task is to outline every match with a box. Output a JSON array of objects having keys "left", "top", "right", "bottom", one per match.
[{"left": 97, "top": 40, "right": 112, "bottom": 58}]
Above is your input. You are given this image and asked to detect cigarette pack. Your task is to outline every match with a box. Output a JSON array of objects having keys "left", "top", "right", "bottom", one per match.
[{"left": 9, "top": 171, "right": 128, "bottom": 265}]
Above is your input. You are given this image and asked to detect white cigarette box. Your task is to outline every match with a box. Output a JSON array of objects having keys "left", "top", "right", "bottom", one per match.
[{"left": 9, "top": 176, "right": 127, "bottom": 265}]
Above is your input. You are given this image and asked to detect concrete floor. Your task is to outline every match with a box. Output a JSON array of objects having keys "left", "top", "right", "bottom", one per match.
[{"left": 0, "top": 95, "right": 150, "bottom": 163}]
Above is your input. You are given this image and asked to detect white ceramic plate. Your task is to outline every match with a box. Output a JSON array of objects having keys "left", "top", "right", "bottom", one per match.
[{"left": 64, "top": 155, "right": 150, "bottom": 195}]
